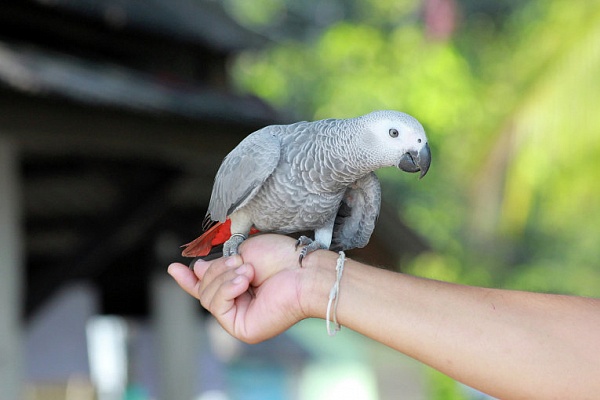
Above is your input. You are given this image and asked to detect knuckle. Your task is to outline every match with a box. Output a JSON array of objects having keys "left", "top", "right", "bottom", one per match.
[{"left": 198, "top": 292, "right": 210, "bottom": 310}]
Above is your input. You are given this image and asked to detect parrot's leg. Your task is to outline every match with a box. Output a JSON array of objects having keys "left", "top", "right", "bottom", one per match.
[
  {"left": 295, "top": 236, "right": 328, "bottom": 264},
  {"left": 223, "top": 233, "right": 247, "bottom": 256},
  {"left": 224, "top": 212, "right": 253, "bottom": 256},
  {"left": 296, "top": 221, "right": 335, "bottom": 265}
]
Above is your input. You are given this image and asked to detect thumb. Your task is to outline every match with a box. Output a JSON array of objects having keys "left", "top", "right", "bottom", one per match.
[{"left": 167, "top": 263, "right": 201, "bottom": 300}]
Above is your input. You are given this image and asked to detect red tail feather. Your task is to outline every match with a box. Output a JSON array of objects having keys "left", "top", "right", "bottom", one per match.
[
  {"left": 181, "top": 219, "right": 260, "bottom": 257},
  {"left": 181, "top": 220, "right": 230, "bottom": 257}
]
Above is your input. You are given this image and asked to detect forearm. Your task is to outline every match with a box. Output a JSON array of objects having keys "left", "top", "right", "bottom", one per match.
[{"left": 303, "top": 250, "right": 600, "bottom": 399}]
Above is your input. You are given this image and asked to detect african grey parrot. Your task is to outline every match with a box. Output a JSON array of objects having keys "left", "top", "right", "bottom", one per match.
[{"left": 182, "top": 110, "right": 431, "bottom": 261}]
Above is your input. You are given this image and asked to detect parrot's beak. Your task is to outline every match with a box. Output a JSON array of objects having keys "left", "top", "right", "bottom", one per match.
[{"left": 398, "top": 143, "right": 431, "bottom": 179}]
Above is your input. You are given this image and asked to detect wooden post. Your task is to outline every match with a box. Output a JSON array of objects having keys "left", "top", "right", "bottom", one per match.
[
  {"left": 152, "top": 233, "right": 200, "bottom": 400},
  {"left": 0, "top": 138, "right": 24, "bottom": 400}
]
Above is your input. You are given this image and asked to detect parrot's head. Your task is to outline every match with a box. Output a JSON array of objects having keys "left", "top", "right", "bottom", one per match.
[{"left": 361, "top": 110, "right": 431, "bottom": 178}]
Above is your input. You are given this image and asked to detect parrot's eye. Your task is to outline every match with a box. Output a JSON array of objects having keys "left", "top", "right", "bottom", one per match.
[{"left": 389, "top": 128, "right": 399, "bottom": 138}]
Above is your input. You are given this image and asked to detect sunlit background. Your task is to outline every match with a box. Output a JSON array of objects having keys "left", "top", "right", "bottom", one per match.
[{"left": 1, "top": 0, "right": 599, "bottom": 399}]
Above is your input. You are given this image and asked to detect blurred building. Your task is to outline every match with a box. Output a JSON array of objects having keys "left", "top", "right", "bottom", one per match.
[{"left": 0, "top": 1, "right": 428, "bottom": 399}]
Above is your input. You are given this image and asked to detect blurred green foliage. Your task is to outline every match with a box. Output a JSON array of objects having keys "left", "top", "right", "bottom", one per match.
[
  {"left": 225, "top": 1, "right": 600, "bottom": 397},
  {"left": 230, "top": 0, "right": 600, "bottom": 298}
]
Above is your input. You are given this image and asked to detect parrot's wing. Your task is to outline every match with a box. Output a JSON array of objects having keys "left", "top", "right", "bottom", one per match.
[
  {"left": 331, "top": 172, "right": 382, "bottom": 250},
  {"left": 207, "top": 127, "right": 281, "bottom": 223}
]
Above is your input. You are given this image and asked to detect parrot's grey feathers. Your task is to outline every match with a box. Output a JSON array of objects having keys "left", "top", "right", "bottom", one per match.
[
  {"left": 188, "top": 110, "right": 431, "bottom": 259},
  {"left": 207, "top": 128, "right": 281, "bottom": 222},
  {"left": 226, "top": 186, "right": 259, "bottom": 216},
  {"left": 331, "top": 172, "right": 382, "bottom": 251}
]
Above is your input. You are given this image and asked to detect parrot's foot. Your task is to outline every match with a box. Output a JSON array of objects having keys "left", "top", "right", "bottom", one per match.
[
  {"left": 295, "top": 236, "right": 327, "bottom": 266},
  {"left": 223, "top": 233, "right": 247, "bottom": 257}
]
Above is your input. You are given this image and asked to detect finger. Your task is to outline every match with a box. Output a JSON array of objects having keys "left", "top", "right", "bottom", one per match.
[
  {"left": 190, "top": 257, "right": 212, "bottom": 279},
  {"left": 194, "top": 255, "right": 242, "bottom": 281},
  {"left": 199, "top": 262, "right": 254, "bottom": 312},
  {"left": 207, "top": 272, "right": 253, "bottom": 319},
  {"left": 194, "top": 256, "right": 242, "bottom": 301},
  {"left": 167, "top": 263, "right": 202, "bottom": 300},
  {"left": 188, "top": 256, "right": 202, "bottom": 271}
]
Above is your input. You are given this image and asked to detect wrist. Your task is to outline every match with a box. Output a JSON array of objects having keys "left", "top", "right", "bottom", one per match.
[{"left": 299, "top": 249, "right": 339, "bottom": 320}]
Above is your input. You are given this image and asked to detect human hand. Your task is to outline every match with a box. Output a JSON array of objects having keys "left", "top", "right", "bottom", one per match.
[{"left": 168, "top": 234, "right": 311, "bottom": 343}]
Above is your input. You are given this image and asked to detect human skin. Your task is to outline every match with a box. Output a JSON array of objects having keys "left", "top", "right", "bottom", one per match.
[{"left": 168, "top": 234, "right": 600, "bottom": 400}]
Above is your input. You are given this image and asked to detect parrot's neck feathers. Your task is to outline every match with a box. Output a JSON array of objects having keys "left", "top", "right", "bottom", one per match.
[{"left": 310, "top": 118, "right": 381, "bottom": 185}]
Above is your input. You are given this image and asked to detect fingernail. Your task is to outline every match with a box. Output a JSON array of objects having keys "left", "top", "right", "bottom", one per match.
[
  {"left": 225, "top": 255, "right": 241, "bottom": 267},
  {"left": 235, "top": 264, "right": 247, "bottom": 275},
  {"left": 192, "top": 257, "right": 211, "bottom": 271},
  {"left": 189, "top": 257, "right": 204, "bottom": 271},
  {"left": 167, "top": 264, "right": 176, "bottom": 276},
  {"left": 232, "top": 275, "right": 244, "bottom": 285}
]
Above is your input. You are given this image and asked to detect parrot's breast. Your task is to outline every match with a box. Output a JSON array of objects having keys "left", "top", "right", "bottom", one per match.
[{"left": 243, "top": 172, "right": 346, "bottom": 233}]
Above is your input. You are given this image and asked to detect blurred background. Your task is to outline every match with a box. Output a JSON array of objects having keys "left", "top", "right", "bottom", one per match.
[{"left": 0, "top": 0, "right": 598, "bottom": 399}]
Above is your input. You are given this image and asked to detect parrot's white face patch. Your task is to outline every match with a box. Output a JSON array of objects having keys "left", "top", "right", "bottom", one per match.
[{"left": 363, "top": 113, "right": 428, "bottom": 165}]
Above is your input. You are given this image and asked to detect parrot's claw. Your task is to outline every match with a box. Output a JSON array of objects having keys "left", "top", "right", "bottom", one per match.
[
  {"left": 295, "top": 236, "right": 313, "bottom": 250},
  {"left": 223, "top": 233, "right": 247, "bottom": 257},
  {"left": 295, "top": 236, "right": 326, "bottom": 266}
]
